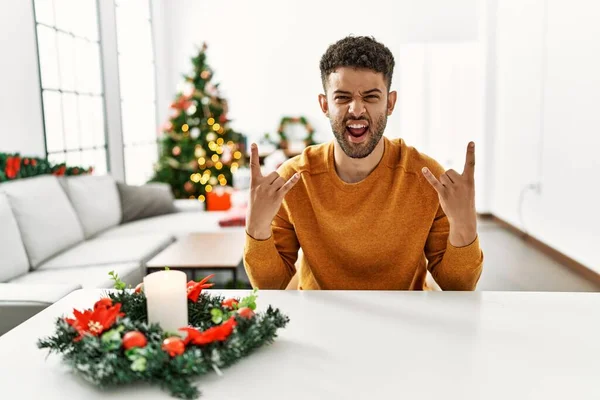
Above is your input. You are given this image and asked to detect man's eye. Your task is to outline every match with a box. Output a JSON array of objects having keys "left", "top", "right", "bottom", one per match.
[
  {"left": 365, "top": 95, "right": 379, "bottom": 99},
  {"left": 335, "top": 96, "right": 349, "bottom": 100}
]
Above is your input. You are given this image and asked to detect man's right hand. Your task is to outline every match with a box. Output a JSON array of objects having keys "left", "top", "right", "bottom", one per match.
[{"left": 246, "top": 143, "right": 300, "bottom": 240}]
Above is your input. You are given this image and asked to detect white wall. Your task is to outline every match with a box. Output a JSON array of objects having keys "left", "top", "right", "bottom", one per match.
[
  {"left": 157, "top": 0, "right": 479, "bottom": 143},
  {"left": 156, "top": 0, "right": 487, "bottom": 208},
  {"left": 492, "top": 0, "right": 600, "bottom": 271},
  {"left": 0, "top": 1, "right": 46, "bottom": 156}
]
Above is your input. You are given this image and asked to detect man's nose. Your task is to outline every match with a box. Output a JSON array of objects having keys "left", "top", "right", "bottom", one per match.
[{"left": 348, "top": 99, "right": 366, "bottom": 118}]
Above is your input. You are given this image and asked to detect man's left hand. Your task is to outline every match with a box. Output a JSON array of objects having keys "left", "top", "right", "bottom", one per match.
[{"left": 421, "top": 142, "right": 477, "bottom": 247}]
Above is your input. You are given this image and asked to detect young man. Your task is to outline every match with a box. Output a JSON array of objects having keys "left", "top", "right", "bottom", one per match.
[{"left": 244, "top": 36, "right": 483, "bottom": 290}]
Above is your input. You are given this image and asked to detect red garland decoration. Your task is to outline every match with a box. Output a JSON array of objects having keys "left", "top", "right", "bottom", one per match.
[
  {"left": 186, "top": 274, "right": 215, "bottom": 302},
  {"left": 179, "top": 317, "right": 237, "bottom": 346}
]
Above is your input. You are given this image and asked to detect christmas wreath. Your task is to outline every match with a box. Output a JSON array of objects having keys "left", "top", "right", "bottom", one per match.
[
  {"left": 276, "top": 116, "right": 316, "bottom": 149},
  {"left": 37, "top": 273, "right": 289, "bottom": 399}
]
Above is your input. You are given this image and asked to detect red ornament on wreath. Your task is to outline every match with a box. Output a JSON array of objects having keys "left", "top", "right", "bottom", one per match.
[
  {"left": 162, "top": 336, "right": 185, "bottom": 357},
  {"left": 122, "top": 331, "right": 147, "bottom": 350},
  {"left": 237, "top": 307, "right": 255, "bottom": 319}
]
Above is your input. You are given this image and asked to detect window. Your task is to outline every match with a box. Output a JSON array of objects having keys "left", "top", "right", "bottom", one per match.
[
  {"left": 115, "top": 0, "right": 158, "bottom": 185},
  {"left": 34, "top": 0, "right": 108, "bottom": 174}
]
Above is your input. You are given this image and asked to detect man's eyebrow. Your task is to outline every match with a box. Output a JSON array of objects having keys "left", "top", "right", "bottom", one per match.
[
  {"left": 362, "top": 88, "right": 383, "bottom": 94},
  {"left": 333, "top": 90, "right": 352, "bottom": 95}
]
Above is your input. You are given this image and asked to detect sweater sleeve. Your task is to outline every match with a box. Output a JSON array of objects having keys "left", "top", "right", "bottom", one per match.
[
  {"left": 425, "top": 204, "right": 484, "bottom": 290},
  {"left": 243, "top": 201, "right": 300, "bottom": 290}
]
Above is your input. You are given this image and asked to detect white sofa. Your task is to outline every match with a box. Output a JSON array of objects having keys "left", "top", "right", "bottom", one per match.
[{"left": 0, "top": 174, "right": 243, "bottom": 335}]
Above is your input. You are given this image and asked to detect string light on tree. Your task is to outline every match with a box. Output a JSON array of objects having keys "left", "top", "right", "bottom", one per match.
[{"left": 195, "top": 146, "right": 205, "bottom": 158}]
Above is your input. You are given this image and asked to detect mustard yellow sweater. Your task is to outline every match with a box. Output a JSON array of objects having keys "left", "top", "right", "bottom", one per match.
[{"left": 244, "top": 137, "right": 483, "bottom": 290}]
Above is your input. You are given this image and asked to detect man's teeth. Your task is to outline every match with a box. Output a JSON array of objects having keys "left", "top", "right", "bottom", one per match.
[{"left": 348, "top": 124, "right": 368, "bottom": 129}]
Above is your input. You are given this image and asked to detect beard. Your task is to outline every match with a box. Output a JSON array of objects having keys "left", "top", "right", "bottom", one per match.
[{"left": 330, "top": 113, "right": 387, "bottom": 159}]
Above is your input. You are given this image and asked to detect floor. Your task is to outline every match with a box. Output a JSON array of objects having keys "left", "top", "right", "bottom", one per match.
[
  {"left": 476, "top": 218, "right": 599, "bottom": 292},
  {"left": 227, "top": 218, "right": 599, "bottom": 292}
]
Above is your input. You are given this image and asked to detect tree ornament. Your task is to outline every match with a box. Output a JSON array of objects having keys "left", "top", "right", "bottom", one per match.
[
  {"left": 184, "top": 181, "right": 194, "bottom": 193},
  {"left": 172, "top": 146, "right": 182, "bottom": 156}
]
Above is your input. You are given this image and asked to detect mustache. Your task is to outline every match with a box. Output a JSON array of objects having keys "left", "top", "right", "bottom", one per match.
[{"left": 344, "top": 116, "right": 370, "bottom": 123}]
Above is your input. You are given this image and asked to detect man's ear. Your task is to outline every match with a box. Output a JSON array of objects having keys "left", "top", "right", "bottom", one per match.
[
  {"left": 387, "top": 90, "right": 398, "bottom": 116},
  {"left": 318, "top": 94, "right": 329, "bottom": 116}
]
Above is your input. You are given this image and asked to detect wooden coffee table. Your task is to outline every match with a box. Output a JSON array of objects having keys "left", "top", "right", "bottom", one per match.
[{"left": 146, "top": 231, "right": 246, "bottom": 284}]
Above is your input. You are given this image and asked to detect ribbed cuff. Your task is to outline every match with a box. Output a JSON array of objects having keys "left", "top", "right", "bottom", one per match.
[{"left": 445, "top": 235, "right": 482, "bottom": 264}]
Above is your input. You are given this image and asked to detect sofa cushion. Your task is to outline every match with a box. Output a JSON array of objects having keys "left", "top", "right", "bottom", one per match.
[
  {"left": 0, "top": 175, "right": 85, "bottom": 268},
  {"left": 0, "top": 193, "right": 30, "bottom": 282},
  {"left": 96, "top": 211, "right": 243, "bottom": 239},
  {"left": 117, "top": 182, "right": 177, "bottom": 223},
  {"left": 9, "top": 263, "right": 142, "bottom": 288},
  {"left": 38, "top": 234, "right": 173, "bottom": 269},
  {"left": 0, "top": 282, "right": 81, "bottom": 335},
  {"left": 65, "top": 175, "right": 122, "bottom": 238}
]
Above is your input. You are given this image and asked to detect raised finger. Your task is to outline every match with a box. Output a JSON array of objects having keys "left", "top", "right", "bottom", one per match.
[
  {"left": 249, "top": 143, "right": 262, "bottom": 180},
  {"left": 463, "top": 141, "right": 475, "bottom": 179},
  {"left": 278, "top": 173, "right": 300, "bottom": 197},
  {"left": 422, "top": 167, "right": 445, "bottom": 194}
]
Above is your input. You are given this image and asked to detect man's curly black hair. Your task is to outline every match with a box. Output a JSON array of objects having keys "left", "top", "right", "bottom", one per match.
[{"left": 319, "top": 36, "right": 395, "bottom": 91}]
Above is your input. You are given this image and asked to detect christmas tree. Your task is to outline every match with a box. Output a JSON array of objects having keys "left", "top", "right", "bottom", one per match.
[{"left": 151, "top": 43, "right": 246, "bottom": 203}]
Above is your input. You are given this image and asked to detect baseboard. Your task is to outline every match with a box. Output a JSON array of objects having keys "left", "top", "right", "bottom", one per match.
[{"left": 477, "top": 213, "right": 600, "bottom": 288}]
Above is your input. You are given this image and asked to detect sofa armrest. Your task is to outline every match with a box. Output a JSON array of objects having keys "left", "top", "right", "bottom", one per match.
[
  {"left": 0, "top": 283, "right": 81, "bottom": 335},
  {"left": 173, "top": 199, "right": 205, "bottom": 213}
]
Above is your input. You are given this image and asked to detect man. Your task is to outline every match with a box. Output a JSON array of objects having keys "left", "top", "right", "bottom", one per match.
[{"left": 244, "top": 36, "right": 483, "bottom": 290}]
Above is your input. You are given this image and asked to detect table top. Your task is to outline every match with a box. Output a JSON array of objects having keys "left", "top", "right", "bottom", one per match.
[
  {"left": 146, "top": 231, "right": 246, "bottom": 269},
  {"left": 1, "top": 290, "right": 599, "bottom": 400}
]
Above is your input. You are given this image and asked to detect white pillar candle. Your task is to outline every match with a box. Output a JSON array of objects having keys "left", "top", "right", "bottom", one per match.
[{"left": 143, "top": 270, "right": 188, "bottom": 333}]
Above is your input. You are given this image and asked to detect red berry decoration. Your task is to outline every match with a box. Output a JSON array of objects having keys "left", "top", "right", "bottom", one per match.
[
  {"left": 122, "top": 331, "right": 147, "bottom": 350},
  {"left": 222, "top": 298, "right": 239, "bottom": 308},
  {"left": 162, "top": 336, "right": 185, "bottom": 357},
  {"left": 134, "top": 283, "right": 144, "bottom": 293},
  {"left": 237, "top": 307, "right": 255, "bottom": 319}
]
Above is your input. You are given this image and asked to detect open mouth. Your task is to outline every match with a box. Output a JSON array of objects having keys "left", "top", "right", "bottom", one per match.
[{"left": 345, "top": 122, "right": 369, "bottom": 143}]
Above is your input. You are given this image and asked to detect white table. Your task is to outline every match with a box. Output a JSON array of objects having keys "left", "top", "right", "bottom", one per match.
[{"left": 1, "top": 290, "right": 599, "bottom": 400}]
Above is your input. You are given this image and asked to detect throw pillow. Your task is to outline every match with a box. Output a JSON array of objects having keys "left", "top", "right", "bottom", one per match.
[{"left": 117, "top": 182, "right": 177, "bottom": 223}]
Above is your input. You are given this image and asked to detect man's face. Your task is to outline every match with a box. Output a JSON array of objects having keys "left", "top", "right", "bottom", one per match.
[{"left": 319, "top": 67, "right": 397, "bottom": 159}]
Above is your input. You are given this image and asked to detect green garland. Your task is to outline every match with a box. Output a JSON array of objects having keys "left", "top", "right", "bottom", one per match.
[
  {"left": 0, "top": 152, "right": 93, "bottom": 183},
  {"left": 37, "top": 273, "right": 289, "bottom": 399}
]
